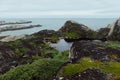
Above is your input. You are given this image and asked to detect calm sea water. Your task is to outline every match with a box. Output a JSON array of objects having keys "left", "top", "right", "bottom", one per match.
[
  {"left": 0, "top": 18, "right": 117, "bottom": 36},
  {"left": 50, "top": 39, "right": 73, "bottom": 52}
]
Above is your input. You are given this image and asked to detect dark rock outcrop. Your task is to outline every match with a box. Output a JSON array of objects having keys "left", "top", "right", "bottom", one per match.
[
  {"left": 0, "top": 42, "right": 17, "bottom": 74},
  {"left": 59, "top": 18, "right": 120, "bottom": 41},
  {"left": 34, "top": 29, "right": 60, "bottom": 43},
  {"left": 69, "top": 40, "right": 120, "bottom": 62},
  {"left": 107, "top": 18, "right": 120, "bottom": 41},
  {"left": 97, "top": 27, "right": 110, "bottom": 39},
  {"left": 59, "top": 20, "right": 97, "bottom": 40},
  {"left": 62, "top": 68, "right": 110, "bottom": 80},
  {"left": 34, "top": 30, "right": 58, "bottom": 38}
]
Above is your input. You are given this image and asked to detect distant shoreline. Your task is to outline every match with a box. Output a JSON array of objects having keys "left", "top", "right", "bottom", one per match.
[{"left": 0, "top": 20, "right": 41, "bottom": 34}]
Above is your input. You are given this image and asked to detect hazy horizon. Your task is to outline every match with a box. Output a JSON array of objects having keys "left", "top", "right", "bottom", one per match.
[{"left": 0, "top": 0, "right": 120, "bottom": 18}]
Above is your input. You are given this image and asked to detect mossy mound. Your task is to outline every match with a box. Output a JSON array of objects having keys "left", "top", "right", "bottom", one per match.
[
  {"left": 57, "top": 57, "right": 120, "bottom": 80},
  {"left": 0, "top": 59, "right": 64, "bottom": 80}
]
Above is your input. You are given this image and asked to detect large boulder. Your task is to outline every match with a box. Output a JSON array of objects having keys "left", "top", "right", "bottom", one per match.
[
  {"left": 106, "top": 18, "right": 120, "bottom": 41},
  {"left": 59, "top": 18, "right": 120, "bottom": 41},
  {"left": 69, "top": 40, "right": 120, "bottom": 62},
  {"left": 59, "top": 20, "right": 97, "bottom": 40}
]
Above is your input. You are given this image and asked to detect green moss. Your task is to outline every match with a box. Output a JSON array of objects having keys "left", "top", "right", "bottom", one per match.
[
  {"left": 64, "top": 32, "right": 80, "bottom": 39},
  {"left": 7, "top": 40, "right": 23, "bottom": 49},
  {"left": 43, "top": 49, "right": 59, "bottom": 58},
  {"left": 15, "top": 49, "right": 21, "bottom": 55},
  {"left": 54, "top": 50, "right": 69, "bottom": 61},
  {"left": 32, "top": 55, "right": 44, "bottom": 60},
  {"left": 106, "top": 41, "right": 120, "bottom": 49},
  {"left": 60, "top": 57, "right": 96, "bottom": 76},
  {"left": 91, "top": 31, "right": 98, "bottom": 39},
  {"left": 49, "top": 36, "right": 59, "bottom": 43},
  {"left": 0, "top": 59, "right": 64, "bottom": 80},
  {"left": 96, "top": 41, "right": 120, "bottom": 50},
  {"left": 113, "top": 28, "right": 118, "bottom": 34},
  {"left": 6, "top": 40, "right": 28, "bottom": 55},
  {"left": 100, "top": 62, "right": 120, "bottom": 74},
  {"left": 13, "top": 47, "right": 29, "bottom": 55},
  {"left": 26, "top": 35, "right": 42, "bottom": 40},
  {"left": 60, "top": 57, "right": 120, "bottom": 76}
]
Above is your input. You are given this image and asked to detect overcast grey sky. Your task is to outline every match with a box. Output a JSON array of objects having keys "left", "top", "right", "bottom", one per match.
[{"left": 0, "top": 0, "right": 120, "bottom": 18}]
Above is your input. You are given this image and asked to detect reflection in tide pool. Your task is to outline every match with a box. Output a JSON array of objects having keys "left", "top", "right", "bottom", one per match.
[{"left": 50, "top": 39, "right": 73, "bottom": 52}]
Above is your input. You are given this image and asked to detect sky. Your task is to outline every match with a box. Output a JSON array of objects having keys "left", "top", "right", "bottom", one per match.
[{"left": 0, "top": 0, "right": 120, "bottom": 18}]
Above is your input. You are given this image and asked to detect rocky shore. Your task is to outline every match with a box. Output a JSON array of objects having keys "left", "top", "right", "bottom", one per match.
[
  {"left": 0, "top": 20, "right": 41, "bottom": 33},
  {"left": 0, "top": 34, "right": 27, "bottom": 42},
  {"left": 0, "top": 18, "right": 120, "bottom": 80}
]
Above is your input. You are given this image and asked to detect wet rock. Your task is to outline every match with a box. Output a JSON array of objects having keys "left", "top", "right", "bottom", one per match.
[
  {"left": 69, "top": 40, "right": 120, "bottom": 62},
  {"left": 63, "top": 68, "right": 110, "bottom": 80},
  {"left": 9, "top": 61, "right": 18, "bottom": 67}
]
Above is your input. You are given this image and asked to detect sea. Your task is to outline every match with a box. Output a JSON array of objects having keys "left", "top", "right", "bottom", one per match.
[
  {"left": 0, "top": 18, "right": 117, "bottom": 51},
  {"left": 0, "top": 18, "right": 117, "bottom": 36}
]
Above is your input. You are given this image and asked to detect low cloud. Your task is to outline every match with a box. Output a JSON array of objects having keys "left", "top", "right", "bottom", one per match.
[
  {"left": 0, "top": 10, "right": 106, "bottom": 18},
  {"left": 0, "top": 0, "right": 120, "bottom": 18}
]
